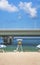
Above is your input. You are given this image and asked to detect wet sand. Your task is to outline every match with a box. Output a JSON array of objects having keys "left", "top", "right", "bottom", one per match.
[{"left": 0, "top": 52, "right": 40, "bottom": 65}]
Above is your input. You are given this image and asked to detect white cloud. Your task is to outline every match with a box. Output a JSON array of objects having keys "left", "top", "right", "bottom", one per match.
[
  {"left": 0, "top": 0, "right": 18, "bottom": 12},
  {"left": 19, "top": 2, "right": 37, "bottom": 17},
  {"left": 0, "top": 1, "right": 37, "bottom": 18}
]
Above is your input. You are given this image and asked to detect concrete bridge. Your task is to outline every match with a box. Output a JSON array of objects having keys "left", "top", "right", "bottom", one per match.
[
  {"left": 0, "top": 29, "right": 40, "bottom": 36},
  {"left": 0, "top": 29, "right": 40, "bottom": 45}
]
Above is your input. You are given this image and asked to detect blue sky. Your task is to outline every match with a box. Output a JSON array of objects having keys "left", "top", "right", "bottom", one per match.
[{"left": 0, "top": 0, "right": 40, "bottom": 29}]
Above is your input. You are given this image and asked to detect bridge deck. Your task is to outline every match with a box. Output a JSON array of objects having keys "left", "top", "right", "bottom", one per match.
[{"left": 0, "top": 30, "right": 40, "bottom": 36}]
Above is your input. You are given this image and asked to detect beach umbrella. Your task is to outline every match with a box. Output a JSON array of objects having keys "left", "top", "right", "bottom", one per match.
[
  {"left": 0, "top": 45, "right": 6, "bottom": 48},
  {"left": 36, "top": 45, "right": 40, "bottom": 48},
  {"left": 17, "top": 39, "right": 23, "bottom": 41}
]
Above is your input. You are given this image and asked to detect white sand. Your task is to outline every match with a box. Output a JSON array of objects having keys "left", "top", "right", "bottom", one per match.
[{"left": 0, "top": 52, "right": 40, "bottom": 65}]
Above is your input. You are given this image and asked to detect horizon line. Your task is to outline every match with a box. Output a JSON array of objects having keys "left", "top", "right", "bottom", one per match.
[{"left": 0, "top": 28, "right": 40, "bottom": 30}]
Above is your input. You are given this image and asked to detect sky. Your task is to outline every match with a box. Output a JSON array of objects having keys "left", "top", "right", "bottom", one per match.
[{"left": 0, "top": 0, "right": 40, "bottom": 29}]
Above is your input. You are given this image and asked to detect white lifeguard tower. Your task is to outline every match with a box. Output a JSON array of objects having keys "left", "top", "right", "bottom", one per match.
[{"left": 16, "top": 39, "right": 23, "bottom": 51}]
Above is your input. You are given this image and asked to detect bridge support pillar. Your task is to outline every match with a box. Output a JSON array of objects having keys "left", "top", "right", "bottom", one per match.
[
  {"left": 3, "top": 36, "right": 13, "bottom": 45},
  {"left": 8, "top": 36, "right": 13, "bottom": 45},
  {"left": 3, "top": 36, "right": 8, "bottom": 45}
]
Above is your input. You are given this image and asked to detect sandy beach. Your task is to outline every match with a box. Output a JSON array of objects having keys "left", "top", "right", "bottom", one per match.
[{"left": 0, "top": 52, "right": 40, "bottom": 65}]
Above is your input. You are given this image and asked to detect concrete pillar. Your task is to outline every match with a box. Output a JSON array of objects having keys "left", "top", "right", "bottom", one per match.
[
  {"left": 2, "top": 36, "right": 14, "bottom": 45},
  {"left": 8, "top": 36, "right": 13, "bottom": 45},
  {"left": 3, "top": 36, "right": 8, "bottom": 45}
]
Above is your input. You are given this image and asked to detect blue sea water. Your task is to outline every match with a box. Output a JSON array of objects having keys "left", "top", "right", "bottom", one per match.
[
  {"left": 0, "top": 36, "right": 40, "bottom": 52},
  {"left": 13, "top": 36, "right": 40, "bottom": 46},
  {"left": 0, "top": 36, "right": 40, "bottom": 46}
]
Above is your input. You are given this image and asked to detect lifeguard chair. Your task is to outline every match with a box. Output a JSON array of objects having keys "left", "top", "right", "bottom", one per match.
[{"left": 16, "top": 39, "right": 23, "bottom": 51}]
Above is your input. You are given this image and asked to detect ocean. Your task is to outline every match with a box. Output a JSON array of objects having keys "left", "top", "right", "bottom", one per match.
[
  {"left": 0, "top": 36, "right": 40, "bottom": 46},
  {"left": 13, "top": 36, "right": 40, "bottom": 46},
  {"left": 0, "top": 36, "right": 40, "bottom": 52}
]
